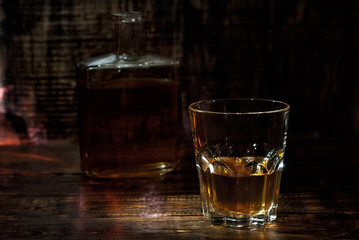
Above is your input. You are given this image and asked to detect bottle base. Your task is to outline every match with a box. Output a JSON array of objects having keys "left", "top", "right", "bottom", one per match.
[{"left": 83, "top": 162, "right": 176, "bottom": 179}]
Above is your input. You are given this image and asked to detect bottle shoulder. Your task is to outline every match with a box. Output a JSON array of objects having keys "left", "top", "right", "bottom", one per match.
[{"left": 78, "top": 53, "right": 179, "bottom": 70}]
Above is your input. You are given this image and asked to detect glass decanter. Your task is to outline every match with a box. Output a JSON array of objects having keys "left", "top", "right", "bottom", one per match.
[{"left": 77, "top": 12, "right": 180, "bottom": 178}]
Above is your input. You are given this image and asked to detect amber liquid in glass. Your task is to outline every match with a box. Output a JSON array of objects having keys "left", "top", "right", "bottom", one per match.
[
  {"left": 198, "top": 156, "right": 282, "bottom": 219},
  {"left": 211, "top": 173, "right": 267, "bottom": 217},
  {"left": 78, "top": 77, "right": 179, "bottom": 178}
]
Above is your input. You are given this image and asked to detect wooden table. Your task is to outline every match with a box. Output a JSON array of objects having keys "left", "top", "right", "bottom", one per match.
[{"left": 1, "top": 139, "right": 358, "bottom": 239}]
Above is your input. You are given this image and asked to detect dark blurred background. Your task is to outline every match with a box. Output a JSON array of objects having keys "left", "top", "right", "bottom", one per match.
[{"left": 0, "top": 0, "right": 358, "bottom": 167}]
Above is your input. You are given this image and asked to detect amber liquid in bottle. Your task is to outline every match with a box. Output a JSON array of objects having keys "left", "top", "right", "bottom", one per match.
[{"left": 77, "top": 12, "right": 180, "bottom": 178}]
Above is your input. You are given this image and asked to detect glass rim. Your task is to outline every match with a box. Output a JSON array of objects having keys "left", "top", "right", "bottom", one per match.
[{"left": 188, "top": 98, "right": 290, "bottom": 115}]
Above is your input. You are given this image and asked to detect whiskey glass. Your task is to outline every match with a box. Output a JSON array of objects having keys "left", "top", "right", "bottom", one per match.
[{"left": 189, "top": 98, "right": 289, "bottom": 228}]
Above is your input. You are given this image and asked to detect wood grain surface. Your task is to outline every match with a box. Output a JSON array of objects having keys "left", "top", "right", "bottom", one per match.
[
  {"left": 0, "top": 174, "right": 358, "bottom": 239},
  {"left": 1, "top": 140, "right": 359, "bottom": 239}
]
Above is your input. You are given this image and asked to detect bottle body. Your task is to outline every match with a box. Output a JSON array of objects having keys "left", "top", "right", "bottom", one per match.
[{"left": 77, "top": 53, "right": 180, "bottom": 178}]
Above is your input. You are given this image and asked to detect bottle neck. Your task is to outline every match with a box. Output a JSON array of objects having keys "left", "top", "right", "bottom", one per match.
[{"left": 113, "top": 12, "right": 144, "bottom": 61}]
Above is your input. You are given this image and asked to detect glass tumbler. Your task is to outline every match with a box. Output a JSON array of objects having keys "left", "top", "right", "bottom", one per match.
[{"left": 189, "top": 98, "right": 290, "bottom": 228}]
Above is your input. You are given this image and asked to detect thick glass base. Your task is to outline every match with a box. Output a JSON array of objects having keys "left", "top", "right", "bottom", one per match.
[
  {"left": 208, "top": 212, "right": 266, "bottom": 229},
  {"left": 266, "top": 206, "right": 278, "bottom": 222}
]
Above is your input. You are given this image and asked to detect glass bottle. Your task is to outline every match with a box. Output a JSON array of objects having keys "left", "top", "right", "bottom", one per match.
[{"left": 77, "top": 12, "right": 180, "bottom": 178}]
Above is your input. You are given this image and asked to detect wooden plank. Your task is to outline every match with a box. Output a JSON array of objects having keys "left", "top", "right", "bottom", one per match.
[{"left": 1, "top": 172, "right": 358, "bottom": 239}]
